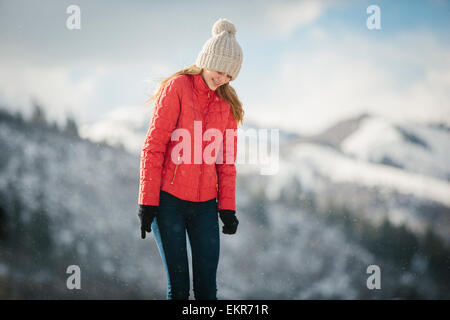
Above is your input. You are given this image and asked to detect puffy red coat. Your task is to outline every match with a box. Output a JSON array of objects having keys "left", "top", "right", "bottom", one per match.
[{"left": 138, "top": 73, "right": 238, "bottom": 211}]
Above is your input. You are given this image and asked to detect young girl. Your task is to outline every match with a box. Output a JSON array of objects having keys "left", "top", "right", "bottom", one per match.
[{"left": 137, "top": 18, "right": 244, "bottom": 300}]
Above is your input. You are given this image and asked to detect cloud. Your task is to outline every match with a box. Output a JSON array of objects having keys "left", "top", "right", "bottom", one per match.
[
  {"left": 0, "top": 52, "right": 179, "bottom": 125},
  {"left": 0, "top": 58, "right": 105, "bottom": 124},
  {"left": 79, "top": 104, "right": 152, "bottom": 153},
  {"left": 265, "top": 0, "right": 326, "bottom": 36},
  {"left": 245, "top": 29, "right": 450, "bottom": 134}
]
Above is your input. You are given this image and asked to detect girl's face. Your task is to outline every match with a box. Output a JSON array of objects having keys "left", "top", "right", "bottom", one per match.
[{"left": 201, "top": 69, "right": 232, "bottom": 91}]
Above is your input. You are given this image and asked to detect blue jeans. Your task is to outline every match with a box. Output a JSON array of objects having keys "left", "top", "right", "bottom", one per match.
[{"left": 152, "top": 190, "right": 220, "bottom": 300}]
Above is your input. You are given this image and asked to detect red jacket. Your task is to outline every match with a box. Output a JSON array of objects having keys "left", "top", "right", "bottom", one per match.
[{"left": 138, "top": 73, "right": 238, "bottom": 211}]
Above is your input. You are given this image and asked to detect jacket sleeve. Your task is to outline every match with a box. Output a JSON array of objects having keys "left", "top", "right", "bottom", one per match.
[
  {"left": 138, "top": 78, "right": 181, "bottom": 206},
  {"left": 216, "top": 110, "right": 238, "bottom": 211}
]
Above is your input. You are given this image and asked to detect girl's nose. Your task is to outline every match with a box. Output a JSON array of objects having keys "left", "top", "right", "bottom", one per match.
[{"left": 218, "top": 74, "right": 228, "bottom": 83}]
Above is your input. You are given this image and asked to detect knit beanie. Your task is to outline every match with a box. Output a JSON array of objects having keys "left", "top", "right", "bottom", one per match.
[{"left": 195, "top": 18, "right": 243, "bottom": 81}]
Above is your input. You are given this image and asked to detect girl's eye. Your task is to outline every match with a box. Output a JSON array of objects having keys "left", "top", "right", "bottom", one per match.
[{"left": 217, "top": 71, "right": 231, "bottom": 80}]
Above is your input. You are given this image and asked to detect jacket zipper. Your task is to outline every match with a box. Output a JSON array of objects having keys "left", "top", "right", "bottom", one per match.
[
  {"left": 198, "top": 90, "right": 212, "bottom": 200},
  {"left": 171, "top": 153, "right": 181, "bottom": 184}
]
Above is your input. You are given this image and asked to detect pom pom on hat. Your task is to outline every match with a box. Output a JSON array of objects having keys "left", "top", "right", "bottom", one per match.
[{"left": 212, "top": 18, "right": 236, "bottom": 36}]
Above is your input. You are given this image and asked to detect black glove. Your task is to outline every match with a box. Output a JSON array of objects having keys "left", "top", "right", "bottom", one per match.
[
  {"left": 219, "top": 210, "right": 239, "bottom": 235},
  {"left": 138, "top": 205, "right": 159, "bottom": 239}
]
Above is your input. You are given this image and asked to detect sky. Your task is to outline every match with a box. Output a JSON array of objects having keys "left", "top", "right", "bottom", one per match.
[{"left": 0, "top": 0, "right": 449, "bottom": 135}]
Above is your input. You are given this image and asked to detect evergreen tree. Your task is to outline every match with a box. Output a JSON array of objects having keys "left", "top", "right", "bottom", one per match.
[
  {"left": 30, "top": 99, "right": 47, "bottom": 127},
  {"left": 64, "top": 114, "right": 79, "bottom": 137}
]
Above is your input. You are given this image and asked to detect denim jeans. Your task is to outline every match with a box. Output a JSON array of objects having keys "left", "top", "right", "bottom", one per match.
[{"left": 152, "top": 190, "right": 220, "bottom": 300}]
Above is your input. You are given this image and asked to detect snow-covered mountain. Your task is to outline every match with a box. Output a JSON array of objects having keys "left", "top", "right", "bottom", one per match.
[
  {"left": 81, "top": 106, "right": 450, "bottom": 187},
  {"left": 259, "top": 113, "right": 450, "bottom": 238},
  {"left": 1, "top": 108, "right": 449, "bottom": 299},
  {"left": 340, "top": 115, "right": 450, "bottom": 182}
]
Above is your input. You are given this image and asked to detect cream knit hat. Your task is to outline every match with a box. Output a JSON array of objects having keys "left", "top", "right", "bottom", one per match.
[{"left": 195, "top": 18, "right": 243, "bottom": 81}]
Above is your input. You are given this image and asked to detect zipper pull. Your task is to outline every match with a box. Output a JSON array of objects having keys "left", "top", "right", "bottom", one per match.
[{"left": 171, "top": 153, "right": 182, "bottom": 185}]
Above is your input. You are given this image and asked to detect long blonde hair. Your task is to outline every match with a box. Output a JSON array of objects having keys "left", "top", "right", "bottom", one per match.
[{"left": 146, "top": 64, "right": 244, "bottom": 126}]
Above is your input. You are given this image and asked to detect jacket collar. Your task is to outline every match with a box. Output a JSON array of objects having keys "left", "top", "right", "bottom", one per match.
[{"left": 193, "top": 73, "right": 215, "bottom": 98}]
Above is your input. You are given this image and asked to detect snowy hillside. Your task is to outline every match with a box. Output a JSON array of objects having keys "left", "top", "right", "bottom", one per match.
[
  {"left": 0, "top": 110, "right": 165, "bottom": 299},
  {"left": 341, "top": 115, "right": 450, "bottom": 182},
  {"left": 82, "top": 108, "right": 450, "bottom": 188},
  {"left": 80, "top": 107, "right": 450, "bottom": 259},
  {"left": 1, "top": 108, "right": 449, "bottom": 299},
  {"left": 243, "top": 141, "right": 450, "bottom": 241}
]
